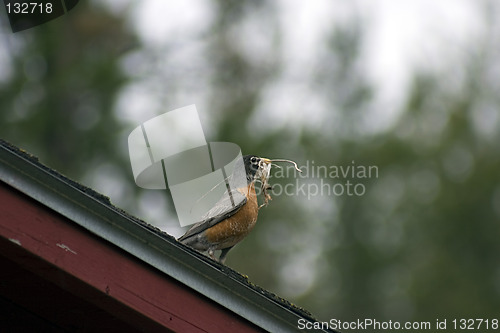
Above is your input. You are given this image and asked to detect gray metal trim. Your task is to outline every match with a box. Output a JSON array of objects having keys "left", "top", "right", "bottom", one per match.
[{"left": 0, "top": 142, "right": 333, "bottom": 333}]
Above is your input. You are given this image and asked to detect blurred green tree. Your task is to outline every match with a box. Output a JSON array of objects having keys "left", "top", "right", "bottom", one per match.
[
  {"left": 0, "top": 1, "right": 136, "bottom": 180},
  {"left": 205, "top": 2, "right": 500, "bottom": 330}
]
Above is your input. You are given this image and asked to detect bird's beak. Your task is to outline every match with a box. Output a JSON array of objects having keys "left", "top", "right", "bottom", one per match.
[{"left": 257, "top": 158, "right": 272, "bottom": 182}]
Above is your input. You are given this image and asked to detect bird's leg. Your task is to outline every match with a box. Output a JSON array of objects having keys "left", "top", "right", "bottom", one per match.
[
  {"left": 208, "top": 249, "right": 217, "bottom": 261},
  {"left": 218, "top": 246, "right": 234, "bottom": 264}
]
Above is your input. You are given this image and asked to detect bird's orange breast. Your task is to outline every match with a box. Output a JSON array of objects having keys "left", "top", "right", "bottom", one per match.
[{"left": 204, "top": 183, "right": 259, "bottom": 249}]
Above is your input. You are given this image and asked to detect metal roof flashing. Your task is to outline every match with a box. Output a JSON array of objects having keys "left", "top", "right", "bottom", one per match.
[{"left": 0, "top": 139, "right": 335, "bottom": 333}]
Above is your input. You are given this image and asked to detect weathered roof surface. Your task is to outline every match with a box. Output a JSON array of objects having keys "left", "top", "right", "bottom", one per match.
[{"left": 0, "top": 139, "right": 337, "bottom": 333}]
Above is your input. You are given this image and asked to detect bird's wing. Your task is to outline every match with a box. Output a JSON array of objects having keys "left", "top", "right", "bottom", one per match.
[{"left": 178, "top": 189, "right": 247, "bottom": 241}]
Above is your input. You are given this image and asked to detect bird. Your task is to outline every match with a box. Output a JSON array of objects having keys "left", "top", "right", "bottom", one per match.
[{"left": 178, "top": 155, "right": 270, "bottom": 264}]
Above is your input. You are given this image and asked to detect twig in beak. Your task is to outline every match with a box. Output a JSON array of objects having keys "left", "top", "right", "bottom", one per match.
[
  {"left": 266, "top": 159, "right": 302, "bottom": 172},
  {"left": 258, "top": 157, "right": 301, "bottom": 209}
]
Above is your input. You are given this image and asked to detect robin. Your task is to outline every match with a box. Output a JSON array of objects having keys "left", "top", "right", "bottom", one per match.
[{"left": 178, "top": 155, "right": 270, "bottom": 264}]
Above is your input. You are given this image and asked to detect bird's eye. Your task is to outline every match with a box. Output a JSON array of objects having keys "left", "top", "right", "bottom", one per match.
[{"left": 251, "top": 157, "right": 257, "bottom": 163}]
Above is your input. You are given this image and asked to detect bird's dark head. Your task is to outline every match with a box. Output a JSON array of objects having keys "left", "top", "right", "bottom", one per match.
[{"left": 242, "top": 155, "right": 271, "bottom": 183}]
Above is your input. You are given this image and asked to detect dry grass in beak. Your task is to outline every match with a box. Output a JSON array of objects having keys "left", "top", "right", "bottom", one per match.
[{"left": 258, "top": 157, "right": 302, "bottom": 209}]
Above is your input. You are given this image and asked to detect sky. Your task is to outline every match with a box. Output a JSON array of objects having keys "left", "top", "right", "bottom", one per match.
[{"left": 107, "top": 0, "right": 486, "bottom": 135}]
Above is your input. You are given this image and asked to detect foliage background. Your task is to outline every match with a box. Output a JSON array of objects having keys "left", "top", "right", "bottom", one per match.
[{"left": 1, "top": 1, "right": 500, "bottom": 329}]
